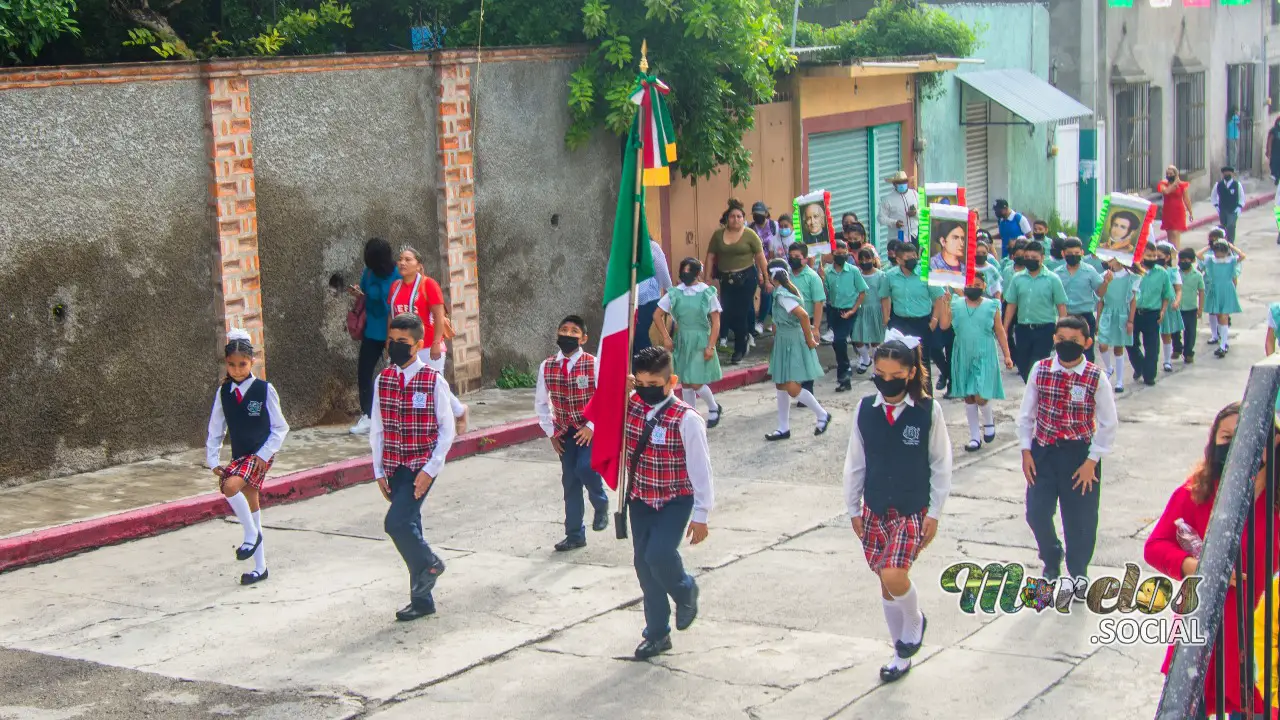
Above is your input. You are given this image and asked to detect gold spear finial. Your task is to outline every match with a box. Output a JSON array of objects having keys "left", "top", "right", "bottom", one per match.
[{"left": 640, "top": 39, "right": 649, "bottom": 73}]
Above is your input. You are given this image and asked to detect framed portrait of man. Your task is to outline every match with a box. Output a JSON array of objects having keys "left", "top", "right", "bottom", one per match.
[
  {"left": 793, "top": 189, "right": 834, "bottom": 257},
  {"left": 923, "top": 182, "right": 965, "bottom": 208},
  {"left": 920, "top": 203, "right": 973, "bottom": 287},
  {"left": 1091, "top": 193, "right": 1153, "bottom": 267}
]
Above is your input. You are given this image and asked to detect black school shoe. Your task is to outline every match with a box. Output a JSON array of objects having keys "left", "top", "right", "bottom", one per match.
[
  {"left": 676, "top": 582, "right": 699, "bottom": 631},
  {"left": 764, "top": 430, "right": 791, "bottom": 441},
  {"left": 707, "top": 405, "right": 723, "bottom": 429},
  {"left": 555, "top": 536, "right": 587, "bottom": 551},
  {"left": 240, "top": 569, "right": 268, "bottom": 586},
  {"left": 634, "top": 634, "right": 673, "bottom": 659},
  {"left": 413, "top": 556, "right": 447, "bottom": 598},
  {"left": 592, "top": 508, "right": 609, "bottom": 532},
  {"left": 235, "top": 532, "right": 262, "bottom": 561},
  {"left": 879, "top": 660, "right": 912, "bottom": 683},
  {"left": 815, "top": 413, "right": 832, "bottom": 436},
  {"left": 894, "top": 613, "right": 927, "bottom": 659},
  {"left": 396, "top": 601, "right": 436, "bottom": 622}
]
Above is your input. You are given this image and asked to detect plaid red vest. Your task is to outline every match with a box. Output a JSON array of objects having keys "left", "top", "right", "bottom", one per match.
[
  {"left": 1031, "top": 358, "right": 1101, "bottom": 446},
  {"left": 625, "top": 396, "right": 694, "bottom": 508},
  {"left": 377, "top": 365, "right": 440, "bottom": 471},
  {"left": 545, "top": 352, "right": 595, "bottom": 435}
]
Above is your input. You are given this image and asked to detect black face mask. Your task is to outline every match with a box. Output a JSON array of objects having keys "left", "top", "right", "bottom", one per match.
[
  {"left": 556, "top": 335, "right": 580, "bottom": 354},
  {"left": 635, "top": 385, "right": 669, "bottom": 406},
  {"left": 388, "top": 340, "right": 416, "bottom": 367},
  {"left": 860, "top": 261, "right": 875, "bottom": 272},
  {"left": 1055, "top": 340, "right": 1085, "bottom": 363},
  {"left": 1179, "top": 261, "right": 1193, "bottom": 271},
  {"left": 903, "top": 258, "right": 919, "bottom": 272},
  {"left": 1211, "top": 442, "right": 1231, "bottom": 472},
  {"left": 1166, "top": 174, "right": 1177, "bottom": 181},
  {"left": 1023, "top": 259, "right": 1042, "bottom": 272},
  {"left": 1013, "top": 258, "right": 1025, "bottom": 268},
  {"left": 788, "top": 256, "right": 804, "bottom": 271},
  {"left": 1141, "top": 259, "right": 1157, "bottom": 269},
  {"left": 975, "top": 254, "right": 988, "bottom": 266},
  {"left": 963, "top": 287, "right": 984, "bottom": 301},
  {"left": 753, "top": 214, "right": 766, "bottom": 225},
  {"left": 833, "top": 254, "right": 848, "bottom": 266},
  {"left": 873, "top": 375, "right": 908, "bottom": 399},
  {"left": 1065, "top": 255, "right": 1082, "bottom": 267},
  {"left": 843, "top": 224, "right": 856, "bottom": 233},
  {"left": 851, "top": 241, "right": 863, "bottom": 250},
  {"left": 1033, "top": 232, "right": 1046, "bottom": 241},
  {"left": 679, "top": 270, "right": 699, "bottom": 285}
]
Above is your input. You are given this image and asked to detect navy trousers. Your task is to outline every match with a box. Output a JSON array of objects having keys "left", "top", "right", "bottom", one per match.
[
  {"left": 830, "top": 308, "right": 854, "bottom": 380},
  {"left": 1024, "top": 440, "right": 1101, "bottom": 579},
  {"left": 1013, "top": 323, "right": 1056, "bottom": 382},
  {"left": 1127, "top": 309, "right": 1162, "bottom": 384},
  {"left": 630, "top": 495, "right": 696, "bottom": 640},
  {"left": 561, "top": 436, "right": 608, "bottom": 542},
  {"left": 634, "top": 300, "right": 659, "bottom": 352},
  {"left": 385, "top": 465, "right": 439, "bottom": 610}
]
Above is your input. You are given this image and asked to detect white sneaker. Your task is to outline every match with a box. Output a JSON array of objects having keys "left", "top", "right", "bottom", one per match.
[
  {"left": 718, "top": 338, "right": 728, "bottom": 348},
  {"left": 822, "top": 329, "right": 835, "bottom": 344},
  {"left": 754, "top": 322, "right": 764, "bottom": 334},
  {"left": 747, "top": 334, "right": 757, "bottom": 348},
  {"left": 349, "top": 415, "right": 372, "bottom": 435}
]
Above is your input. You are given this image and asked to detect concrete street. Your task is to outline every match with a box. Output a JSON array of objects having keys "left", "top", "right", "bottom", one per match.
[{"left": 2, "top": 208, "right": 1278, "bottom": 719}]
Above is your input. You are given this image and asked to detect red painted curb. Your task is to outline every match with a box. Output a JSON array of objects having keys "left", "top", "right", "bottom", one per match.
[
  {"left": 1151, "top": 191, "right": 1271, "bottom": 243},
  {"left": 0, "top": 362, "right": 772, "bottom": 573}
]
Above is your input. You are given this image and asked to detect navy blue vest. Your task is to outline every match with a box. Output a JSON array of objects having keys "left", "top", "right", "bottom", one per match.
[
  {"left": 998, "top": 212, "right": 1025, "bottom": 257},
  {"left": 856, "top": 395, "right": 933, "bottom": 516},
  {"left": 1215, "top": 179, "right": 1241, "bottom": 215},
  {"left": 221, "top": 379, "right": 271, "bottom": 460}
]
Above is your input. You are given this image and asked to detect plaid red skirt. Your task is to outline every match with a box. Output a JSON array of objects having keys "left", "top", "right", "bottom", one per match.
[
  {"left": 220, "top": 455, "right": 273, "bottom": 492},
  {"left": 861, "top": 507, "right": 925, "bottom": 572}
]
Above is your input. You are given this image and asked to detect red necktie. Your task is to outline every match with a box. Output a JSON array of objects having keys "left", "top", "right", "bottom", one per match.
[
  {"left": 234, "top": 388, "right": 243, "bottom": 403},
  {"left": 884, "top": 404, "right": 897, "bottom": 425},
  {"left": 562, "top": 358, "right": 571, "bottom": 374}
]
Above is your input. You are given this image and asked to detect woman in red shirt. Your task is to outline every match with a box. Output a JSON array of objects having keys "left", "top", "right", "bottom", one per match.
[
  {"left": 388, "top": 246, "right": 468, "bottom": 430},
  {"left": 1145, "top": 401, "right": 1278, "bottom": 717},
  {"left": 1158, "top": 165, "right": 1193, "bottom": 249}
]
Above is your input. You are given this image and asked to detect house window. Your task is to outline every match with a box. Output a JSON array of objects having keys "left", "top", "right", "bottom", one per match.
[
  {"left": 1173, "top": 72, "right": 1206, "bottom": 173},
  {"left": 1270, "top": 64, "right": 1280, "bottom": 114},
  {"left": 1113, "top": 83, "right": 1152, "bottom": 193}
]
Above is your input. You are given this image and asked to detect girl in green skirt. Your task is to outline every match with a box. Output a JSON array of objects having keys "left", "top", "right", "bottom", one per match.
[
  {"left": 1095, "top": 258, "right": 1141, "bottom": 393},
  {"left": 940, "top": 274, "right": 1013, "bottom": 452},
  {"left": 1197, "top": 238, "right": 1247, "bottom": 358},
  {"left": 654, "top": 257, "right": 724, "bottom": 428},
  {"left": 1154, "top": 242, "right": 1184, "bottom": 373},
  {"left": 851, "top": 245, "right": 887, "bottom": 374},
  {"left": 765, "top": 258, "right": 832, "bottom": 441}
]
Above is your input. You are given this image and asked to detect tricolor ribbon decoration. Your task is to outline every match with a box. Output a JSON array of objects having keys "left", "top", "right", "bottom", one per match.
[
  {"left": 1088, "top": 195, "right": 1113, "bottom": 256},
  {"left": 917, "top": 189, "right": 931, "bottom": 282},
  {"left": 631, "top": 75, "right": 678, "bottom": 187},
  {"left": 1133, "top": 202, "right": 1159, "bottom": 262}
]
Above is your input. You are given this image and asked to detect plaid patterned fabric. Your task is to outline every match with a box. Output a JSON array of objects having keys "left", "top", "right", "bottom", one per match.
[
  {"left": 221, "top": 454, "right": 274, "bottom": 492},
  {"left": 861, "top": 507, "right": 924, "bottom": 571},
  {"left": 625, "top": 397, "right": 694, "bottom": 509},
  {"left": 377, "top": 366, "right": 440, "bottom": 471},
  {"left": 1031, "top": 358, "right": 1101, "bottom": 447},
  {"left": 545, "top": 353, "right": 595, "bottom": 435}
]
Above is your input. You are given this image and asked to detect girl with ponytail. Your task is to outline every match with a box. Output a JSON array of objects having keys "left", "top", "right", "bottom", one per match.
[{"left": 764, "top": 259, "right": 831, "bottom": 441}]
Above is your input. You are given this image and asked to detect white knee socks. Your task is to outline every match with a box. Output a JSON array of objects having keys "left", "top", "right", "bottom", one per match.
[
  {"left": 1099, "top": 350, "right": 1113, "bottom": 373},
  {"left": 980, "top": 404, "right": 994, "bottom": 427},
  {"left": 882, "top": 598, "right": 910, "bottom": 670},
  {"left": 225, "top": 492, "right": 257, "bottom": 545},
  {"left": 1219, "top": 329, "right": 1229, "bottom": 351},
  {"left": 796, "top": 389, "right": 828, "bottom": 422},
  {"left": 775, "top": 390, "right": 791, "bottom": 433},
  {"left": 964, "top": 404, "right": 981, "bottom": 443},
  {"left": 682, "top": 388, "right": 698, "bottom": 407},
  {"left": 1161, "top": 341, "right": 1173, "bottom": 365},
  {"left": 695, "top": 385, "right": 718, "bottom": 413},
  {"left": 1114, "top": 354, "right": 1127, "bottom": 387},
  {"left": 893, "top": 584, "right": 924, "bottom": 644},
  {"left": 1209, "top": 315, "right": 1220, "bottom": 341},
  {"left": 252, "top": 510, "right": 266, "bottom": 573}
]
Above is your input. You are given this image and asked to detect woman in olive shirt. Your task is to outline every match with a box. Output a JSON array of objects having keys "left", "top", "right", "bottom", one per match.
[{"left": 706, "top": 198, "right": 769, "bottom": 364}]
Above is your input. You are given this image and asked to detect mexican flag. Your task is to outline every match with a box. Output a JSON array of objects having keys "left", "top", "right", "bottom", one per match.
[{"left": 583, "top": 74, "right": 673, "bottom": 490}]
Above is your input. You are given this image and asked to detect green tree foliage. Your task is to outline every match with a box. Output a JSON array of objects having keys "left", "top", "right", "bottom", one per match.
[
  {"left": 0, "top": 0, "right": 80, "bottom": 63},
  {"left": 836, "top": 0, "right": 979, "bottom": 99}
]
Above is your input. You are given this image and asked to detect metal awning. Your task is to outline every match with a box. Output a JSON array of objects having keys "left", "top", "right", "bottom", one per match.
[{"left": 957, "top": 69, "right": 1093, "bottom": 125}]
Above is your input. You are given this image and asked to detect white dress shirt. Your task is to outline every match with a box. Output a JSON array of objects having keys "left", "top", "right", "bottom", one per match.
[
  {"left": 641, "top": 396, "right": 715, "bottom": 524},
  {"left": 878, "top": 188, "right": 919, "bottom": 239},
  {"left": 637, "top": 241, "right": 675, "bottom": 305},
  {"left": 1016, "top": 357, "right": 1119, "bottom": 462},
  {"left": 205, "top": 375, "right": 290, "bottom": 469},
  {"left": 534, "top": 348, "right": 598, "bottom": 438},
  {"left": 656, "top": 282, "right": 724, "bottom": 313},
  {"left": 842, "top": 393, "right": 953, "bottom": 520},
  {"left": 369, "top": 359, "right": 458, "bottom": 479}
]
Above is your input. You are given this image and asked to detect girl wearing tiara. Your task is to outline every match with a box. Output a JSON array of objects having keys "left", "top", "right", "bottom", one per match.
[
  {"left": 843, "top": 329, "right": 953, "bottom": 683},
  {"left": 206, "top": 329, "right": 290, "bottom": 585}
]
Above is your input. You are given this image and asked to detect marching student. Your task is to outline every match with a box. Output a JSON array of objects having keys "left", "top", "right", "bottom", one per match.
[
  {"left": 881, "top": 243, "right": 946, "bottom": 388},
  {"left": 852, "top": 245, "right": 887, "bottom": 375},
  {"left": 1197, "top": 237, "right": 1247, "bottom": 358},
  {"left": 940, "top": 275, "right": 1013, "bottom": 451},
  {"left": 1153, "top": 242, "right": 1184, "bottom": 373},
  {"left": 766, "top": 258, "right": 832, "bottom": 440},
  {"left": 534, "top": 315, "right": 610, "bottom": 551},
  {"left": 1018, "top": 316, "right": 1119, "bottom": 584},
  {"left": 626, "top": 346, "right": 715, "bottom": 660},
  {"left": 206, "top": 328, "right": 290, "bottom": 586},
  {"left": 390, "top": 246, "right": 470, "bottom": 431},
  {"left": 1053, "top": 238, "right": 1103, "bottom": 361},
  {"left": 824, "top": 240, "right": 869, "bottom": 392},
  {"left": 654, "top": 258, "right": 725, "bottom": 426},
  {"left": 1127, "top": 243, "right": 1175, "bottom": 386},
  {"left": 1001, "top": 238, "right": 1028, "bottom": 360},
  {"left": 1002, "top": 240, "right": 1068, "bottom": 382},
  {"left": 1095, "top": 257, "right": 1140, "bottom": 393},
  {"left": 371, "top": 313, "right": 457, "bottom": 621},
  {"left": 973, "top": 239, "right": 1002, "bottom": 300},
  {"left": 1172, "top": 247, "right": 1205, "bottom": 364},
  {"left": 787, "top": 241, "right": 827, "bottom": 392},
  {"left": 844, "top": 329, "right": 953, "bottom": 683}
]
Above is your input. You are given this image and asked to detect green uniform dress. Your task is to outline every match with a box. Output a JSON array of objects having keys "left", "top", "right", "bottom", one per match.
[
  {"left": 665, "top": 286, "right": 724, "bottom": 385},
  {"left": 977, "top": 263, "right": 1002, "bottom": 298},
  {"left": 769, "top": 286, "right": 824, "bottom": 383},
  {"left": 1158, "top": 270, "right": 1185, "bottom": 334},
  {"left": 948, "top": 296, "right": 1005, "bottom": 400},
  {"left": 1097, "top": 271, "right": 1140, "bottom": 346},
  {"left": 1203, "top": 256, "right": 1243, "bottom": 314},
  {"left": 852, "top": 270, "right": 887, "bottom": 344}
]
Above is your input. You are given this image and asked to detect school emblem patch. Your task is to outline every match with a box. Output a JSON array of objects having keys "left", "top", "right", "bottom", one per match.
[
  {"left": 245, "top": 400, "right": 264, "bottom": 417},
  {"left": 902, "top": 425, "right": 921, "bottom": 446},
  {"left": 575, "top": 375, "right": 589, "bottom": 390}
]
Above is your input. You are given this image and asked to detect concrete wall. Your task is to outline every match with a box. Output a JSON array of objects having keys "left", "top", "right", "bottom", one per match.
[
  {"left": 250, "top": 67, "right": 440, "bottom": 426},
  {"left": 472, "top": 57, "right": 619, "bottom": 379},
  {"left": 0, "top": 81, "right": 220, "bottom": 484},
  {"left": 922, "top": 3, "right": 1056, "bottom": 223}
]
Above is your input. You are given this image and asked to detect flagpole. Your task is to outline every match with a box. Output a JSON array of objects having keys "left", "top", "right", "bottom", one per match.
[{"left": 614, "top": 40, "right": 649, "bottom": 541}]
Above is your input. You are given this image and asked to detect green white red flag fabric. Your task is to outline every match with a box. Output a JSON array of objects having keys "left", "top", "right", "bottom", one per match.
[{"left": 584, "top": 74, "right": 675, "bottom": 490}]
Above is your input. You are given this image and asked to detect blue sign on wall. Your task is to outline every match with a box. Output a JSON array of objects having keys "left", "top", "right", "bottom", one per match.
[{"left": 411, "top": 25, "right": 447, "bottom": 51}]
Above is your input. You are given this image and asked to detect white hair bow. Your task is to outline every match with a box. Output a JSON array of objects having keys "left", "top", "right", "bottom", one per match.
[
  {"left": 883, "top": 328, "right": 921, "bottom": 350},
  {"left": 227, "top": 328, "right": 252, "bottom": 343}
]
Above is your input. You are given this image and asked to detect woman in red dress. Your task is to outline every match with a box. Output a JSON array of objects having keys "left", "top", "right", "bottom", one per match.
[
  {"left": 1145, "top": 402, "right": 1280, "bottom": 718},
  {"left": 1158, "top": 165, "right": 1193, "bottom": 248}
]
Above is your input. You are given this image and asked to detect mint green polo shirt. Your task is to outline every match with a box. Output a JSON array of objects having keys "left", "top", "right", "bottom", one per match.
[
  {"left": 1055, "top": 263, "right": 1104, "bottom": 315},
  {"left": 791, "top": 265, "right": 826, "bottom": 316},
  {"left": 1005, "top": 270, "right": 1068, "bottom": 325},
  {"left": 823, "top": 262, "right": 868, "bottom": 309},
  {"left": 1136, "top": 266, "right": 1175, "bottom": 311},
  {"left": 885, "top": 266, "right": 945, "bottom": 318},
  {"left": 1179, "top": 269, "right": 1205, "bottom": 312}
]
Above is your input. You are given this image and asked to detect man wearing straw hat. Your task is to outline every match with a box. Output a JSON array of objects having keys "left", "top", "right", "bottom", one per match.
[{"left": 878, "top": 170, "right": 919, "bottom": 248}]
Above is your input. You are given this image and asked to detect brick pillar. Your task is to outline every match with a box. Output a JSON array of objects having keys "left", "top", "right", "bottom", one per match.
[
  {"left": 437, "top": 62, "right": 482, "bottom": 393},
  {"left": 206, "top": 75, "right": 266, "bottom": 376}
]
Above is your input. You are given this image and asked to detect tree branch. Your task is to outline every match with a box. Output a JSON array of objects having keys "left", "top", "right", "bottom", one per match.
[{"left": 111, "top": 0, "right": 197, "bottom": 58}]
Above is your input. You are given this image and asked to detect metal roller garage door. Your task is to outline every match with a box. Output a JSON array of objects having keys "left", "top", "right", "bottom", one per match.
[
  {"left": 808, "top": 129, "right": 871, "bottom": 236},
  {"left": 965, "top": 102, "right": 989, "bottom": 223}
]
